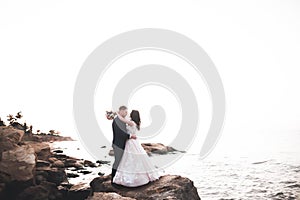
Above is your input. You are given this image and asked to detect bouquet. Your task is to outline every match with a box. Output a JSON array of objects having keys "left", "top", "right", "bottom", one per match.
[{"left": 106, "top": 110, "right": 117, "bottom": 120}]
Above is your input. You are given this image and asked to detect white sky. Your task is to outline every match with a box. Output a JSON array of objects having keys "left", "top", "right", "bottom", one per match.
[{"left": 0, "top": 1, "right": 299, "bottom": 157}]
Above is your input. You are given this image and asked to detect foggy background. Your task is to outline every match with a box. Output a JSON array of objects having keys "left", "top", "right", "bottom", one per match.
[{"left": 1, "top": 0, "right": 299, "bottom": 158}]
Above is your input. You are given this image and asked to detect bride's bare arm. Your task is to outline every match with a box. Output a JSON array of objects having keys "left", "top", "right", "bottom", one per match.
[{"left": 117, "top": 112, "right": 134, "bottom": 126}]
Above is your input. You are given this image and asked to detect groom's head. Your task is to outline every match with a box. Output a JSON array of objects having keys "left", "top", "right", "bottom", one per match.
[{"left": 118, "top": 106, "right": 128, "bottom": 117}]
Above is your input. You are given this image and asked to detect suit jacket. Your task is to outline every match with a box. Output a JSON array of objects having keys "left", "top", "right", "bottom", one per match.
[{"left": 112, "top": 116, "right": 130, "bottom": 150}]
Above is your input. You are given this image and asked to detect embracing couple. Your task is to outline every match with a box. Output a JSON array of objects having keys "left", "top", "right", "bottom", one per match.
[{"left": 110, "top": 105, "right": 161, "bottom": 187}]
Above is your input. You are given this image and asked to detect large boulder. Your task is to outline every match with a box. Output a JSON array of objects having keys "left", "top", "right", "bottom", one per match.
[
  {"left": 141, "top": 143, "right": 178, "bottom": 155},
  {"left": 0, "top": 127, "right": 24, "bottom": 159},
  {"left": 90, "top": 174, "right": 201, "bottom": 200},
  {"left": 87, "top": 192, "right": 136, "bottom": 200},
  {"left": 0, "top": 127, "right": 36, "bottom": 199},
  {"left": 0, "top": 144, "right": 36, "bottom": 182},
  {"left": 0, "top": 127, "right": 36, "bottom": 182},
  {"left": 26, "top": 142, "right": 51, "bottom": 160}
]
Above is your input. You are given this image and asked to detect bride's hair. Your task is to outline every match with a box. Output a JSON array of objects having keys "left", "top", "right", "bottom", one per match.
[{"left": 130, "top": 110, "right": 141, "bottom": 130}]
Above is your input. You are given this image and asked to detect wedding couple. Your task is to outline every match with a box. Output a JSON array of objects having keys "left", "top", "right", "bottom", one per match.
[{"left": 111, "top": 106, "right": 161, "bottom": 187}]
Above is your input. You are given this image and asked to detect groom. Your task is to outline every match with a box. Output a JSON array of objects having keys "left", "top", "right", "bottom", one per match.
[{"left": 111, "top": 105, "right": 136, "bottom": 183}]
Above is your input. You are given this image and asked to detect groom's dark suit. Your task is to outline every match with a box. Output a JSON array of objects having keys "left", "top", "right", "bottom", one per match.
[{"left": 111, "top": 116, "right": 130, "bottom": 181}]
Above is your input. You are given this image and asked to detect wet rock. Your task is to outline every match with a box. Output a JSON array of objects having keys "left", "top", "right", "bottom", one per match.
[
  {"left": 53, "top": 149, "right": 63, "bottom": 154},
  {"left": 67, "top": 173, "right": 79, "bottom": 178},
  {"left": 96, "top": 160, "right": 110, "bottom": 165},
  {"left": 141, "top": 143, "right": 177, "bottom": 155},
  {"left": 78, "top": 170, "right": 92, "bottom": 175},
  {"left": 87, "top": 192, "right": 136, "bottom": 200},
  {"left": 64, "top": 159, "right": 83, "bottom": 169},
  {"left": 90, "top": 174, "right": 201, "bottom": 200},
  {"left": 83, "top": 160, "right": 97, "bottom": 168},
  {"left": 98, "top": 172, "right": 105, "bottom": 176},
  {"left": 53, "top": 154, "right": 68, "bottom": 160}
]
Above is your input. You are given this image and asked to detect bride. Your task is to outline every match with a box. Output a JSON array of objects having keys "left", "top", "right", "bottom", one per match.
[{"left": 112, "top": 110, "right": 162, "bottom": 187}]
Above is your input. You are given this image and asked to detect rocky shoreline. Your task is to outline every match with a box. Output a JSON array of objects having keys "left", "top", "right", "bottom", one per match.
[{"left": 0, "top": 126, "right": 201, "bottom": 200}]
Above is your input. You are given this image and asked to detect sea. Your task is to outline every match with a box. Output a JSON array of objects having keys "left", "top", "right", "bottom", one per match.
[{"left": 52, "top": 131, "right": 300, "bottom": 200}]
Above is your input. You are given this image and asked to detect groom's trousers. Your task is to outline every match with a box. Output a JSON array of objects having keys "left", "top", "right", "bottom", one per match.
[{"left": 111, "top": 144, "right": 125, "bottom": 181}]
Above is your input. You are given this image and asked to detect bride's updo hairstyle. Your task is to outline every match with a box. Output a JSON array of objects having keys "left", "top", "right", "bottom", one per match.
[{"left": 130, "top": 110, "right": 141, "bottom": 130}]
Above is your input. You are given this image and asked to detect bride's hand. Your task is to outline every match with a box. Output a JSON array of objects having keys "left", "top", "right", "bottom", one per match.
[
  {"left": 130, "top": 134, "right": 137, "bottom": 139},
  {"left": 128, "top": 121, "right": 134, "bottom": 126}
]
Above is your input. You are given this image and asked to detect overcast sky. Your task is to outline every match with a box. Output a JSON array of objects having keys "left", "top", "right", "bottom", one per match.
[{"left": 1, "top": 1, "right": 299, "bottom": 157}]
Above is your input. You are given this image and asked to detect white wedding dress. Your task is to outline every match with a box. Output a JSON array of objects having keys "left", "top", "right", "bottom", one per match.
[{"left": 113, "top": 122, "right": 162, "bottom": 187}]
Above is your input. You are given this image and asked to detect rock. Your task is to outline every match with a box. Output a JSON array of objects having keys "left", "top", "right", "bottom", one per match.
[
  {"left": 141, "top": 143, "right": 177, "bottom": 155},
  {"left": 64, "top": 158, "right": 84, "bottom": 169},
  {"left": 64, "top": 158, "right": 78, "bottom": 167},
  {"left": 0, "top": 183, "right": 5, "bottom": 199},
  {"left": 87, "top": 192, "right": 136, "bottom": 200},
  {"left": 0, "top": 118, "right": 5, "bottom": 126},
  {"left": 60, "top": 181, "right": 73, "bottom": 189},
  {"left": 90, "top": 174, "right": 201, "bottom": 200},
  {"left": 0, "top": 144, "right": 36, "bottom": 182},
  {"left": 67, "top": 173, "right": 79, "bottom": 178},
  {"left": 36, "top": 168, "right": 68, "bottom": 185},
  {"left": 35, "top": 174, "right": 47, "bottom": 185},
  {"left": 73, "top": 163, "right": 84, "bottom": 170},
  {"left": 16, "top": 181, "right": 64, "bottom": 200},
  {"left": 0, "top": 127, "right": 24, "bottom": 158},
  {"left": 0, "top": 126, "right": 24, "bottom": 143},
  {"left": 53, "top": 154, "right": 68, "bottom": 160},
  {"left": 53, "top": 149, "right": 63, "bottom": 154},
  {"left": 96, "top": 160, "right": 110, "bottom": 165},
  {"left": 26, "top": 142, "right": 51, "bottom": 160},
  {"left": 48, "top": 157, "right": 58, "bottom": 163},
  {"left": 83, "top": 160, "right": 97, "bottom": 168},
  {"left": 98, "top": 172, "right": 105, "bottom": 176},
  {"left": 52, "top": 160, "right": 65, "bottom": 168},
  {"left": 68, "top": 182, "right": 90, "bottom": 200},
  {"left": 78, "top": 170, "right": 92, "bottom": 175},
  {"left": 36, "top": 160, "right": 51, "bottom": 168},
  {"left": 108, "top": 149, "right": 114, "bottom": 156},
  {"left": 17, "top": 184, "right": 49, "bottom": 200}
]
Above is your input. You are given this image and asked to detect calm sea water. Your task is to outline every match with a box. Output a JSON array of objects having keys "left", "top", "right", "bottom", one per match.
[{"left": 52, "top": 131, "right": 300, "bottom": 200}]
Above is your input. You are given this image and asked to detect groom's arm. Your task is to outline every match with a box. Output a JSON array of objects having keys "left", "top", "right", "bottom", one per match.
[
  {"left": 116, "top": 112, "right": 134, "bottom": 126},
  {"left": 113, "top": 121, "right": 130, "bottom": 139}
]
